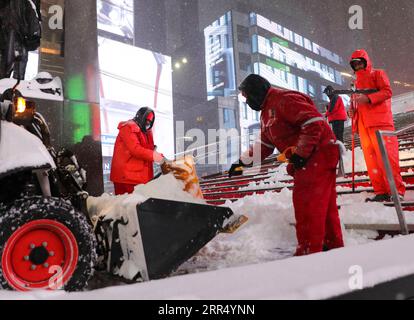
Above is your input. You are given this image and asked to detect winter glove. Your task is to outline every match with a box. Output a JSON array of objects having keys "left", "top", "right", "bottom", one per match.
[
  {"left": 228, "top": 160, "right": 246, "bottom": 178},
  {"left": 289, "top": 153, "right": 308, "bottom": 170}
]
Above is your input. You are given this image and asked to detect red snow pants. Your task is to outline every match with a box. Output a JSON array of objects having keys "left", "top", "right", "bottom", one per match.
[
  {"left": 358, "top": 119, "right": 406, "bottom": 196},
  {"left": 292, "top": 143, "right": 344, "bottom": 256},
  {"left": 114, "top": 183, "right": 136, "bottom": 195}
]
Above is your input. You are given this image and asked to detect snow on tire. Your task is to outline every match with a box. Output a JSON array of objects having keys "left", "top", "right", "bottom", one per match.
[{"left": 0, "top": 196, "right": 97, "bottom": 291}]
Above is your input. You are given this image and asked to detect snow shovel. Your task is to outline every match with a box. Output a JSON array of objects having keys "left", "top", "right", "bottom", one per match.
[{"left": 350, "top": 92, "right": 358, "bottom": 192}]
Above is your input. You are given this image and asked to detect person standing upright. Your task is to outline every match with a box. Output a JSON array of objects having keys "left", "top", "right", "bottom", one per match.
[
  {"left": 324, "top": 85, "right": 347, "bottom": 142},
  {"left": 348, "top": 49, "right": 405, "bottom": 202}
]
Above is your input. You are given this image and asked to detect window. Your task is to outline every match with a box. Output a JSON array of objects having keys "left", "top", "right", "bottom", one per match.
[
  {"left": 304, "top": 38, "right": 312, "bottom": 51},
  {"left": 239, "top": 53, "right": 251, "bottom": 71},
  {"left": 243, "top": 103, "right": 248, "bottom": 120},
  {"left": 294, "top": 33, "right": 303, "bottom": 47},
  {"left": 251, "top": 34, "right": 258, "bottom": 53},
  {"left": 237, "top": 25, "right": 250, "bottom": 45},
  {"left": 313, "top": 43, "right": 321, "bottom": 55},
  {"left": 223, "top": 108, "right": 236, "bottom": 129}
]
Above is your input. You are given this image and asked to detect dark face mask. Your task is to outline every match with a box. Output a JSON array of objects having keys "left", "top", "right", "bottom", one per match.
[
  {"left": 239, "top": 74, "right": 271, "bottom": 112},
  {"left": 246, "top": 96, "right": 263, "bottom": 111}
]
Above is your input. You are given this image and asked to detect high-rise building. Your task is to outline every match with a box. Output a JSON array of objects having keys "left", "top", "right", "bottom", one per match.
[{"left": 203, "top": 10, "right": 350, "bottom": 154}]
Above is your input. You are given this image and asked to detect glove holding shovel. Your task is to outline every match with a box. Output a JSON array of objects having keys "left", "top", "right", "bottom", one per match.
[{"left": 277, "top": 146, "right": 308, "bottom": 176}]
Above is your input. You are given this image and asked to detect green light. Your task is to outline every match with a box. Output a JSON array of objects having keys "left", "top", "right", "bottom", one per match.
[
  {"left": 271, "top": 37, "right": 289, "bottom": 48},
  {"left": 266, "top": 58, "right": 290, "bottom": 72},
  {"left": 67, "top": 74, "right": 91, "bottom": 143},
  {"left": 71, "top": 102, "right": 91, "bottom": 143},
  {"left": 67, "top": 74, "right": 87, "bottom": 101}
]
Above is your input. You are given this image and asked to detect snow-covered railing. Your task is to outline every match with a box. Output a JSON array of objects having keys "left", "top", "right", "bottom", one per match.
[
  {"left": 376, "top": 124, "right": 414, "bottom": 235},
  {"left": 174, "top": 133, "right": 256, "bottom": 164}
]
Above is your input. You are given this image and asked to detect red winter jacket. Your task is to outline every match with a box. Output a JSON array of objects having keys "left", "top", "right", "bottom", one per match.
[
  {"left": 351, "top": 49, "right": 394, "bottom": 128},
  {"left": 248, "top": 87, "right": 337, "bottom": 162},
  {"left": 110, "top": 120, "right": 155, "bottom": 185},
  {"left": 326, "top": 96, "right": 347, "bottom": 122}
]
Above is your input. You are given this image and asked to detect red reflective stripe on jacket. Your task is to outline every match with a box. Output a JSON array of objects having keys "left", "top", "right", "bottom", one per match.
[
  {"left": 110, "top": 120, "right": 155, "bottom": 185},
  {"left": 326, "top": 96, "right": 347, "bottom": 122},
  {"left": 350, "top": 49, "right": 394, "bottom": 128},
  {"left": 258, "top": 87, "right": 336, "bottom": 159}
]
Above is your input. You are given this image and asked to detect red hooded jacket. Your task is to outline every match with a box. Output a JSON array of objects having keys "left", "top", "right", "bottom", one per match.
[
  {"left": 351, "top": 49, "right": 394, "bottom": 128},
  {"left": 253, "top": 87, "right": 337, "bottom": 161},
  {"left": 110, "top": 120, "right": 155, "bottom": 185},
  {"left": 326, "top": 96, "right": 347, "bottom": 122}
]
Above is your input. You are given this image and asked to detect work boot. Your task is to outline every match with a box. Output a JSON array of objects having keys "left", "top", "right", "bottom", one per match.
[{"left": 365, "top": 194, "right": 391, "bottom": 203}]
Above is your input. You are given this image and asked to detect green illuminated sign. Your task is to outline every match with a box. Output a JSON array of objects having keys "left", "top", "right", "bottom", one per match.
[
  {"left": 265, "top": 58, "right": 290, "bottom": 72},
  {"left": 271, "top": 37, "right": 289, "bottom": 48}
]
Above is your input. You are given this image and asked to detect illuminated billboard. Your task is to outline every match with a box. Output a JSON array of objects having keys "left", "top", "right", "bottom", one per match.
[
  {"left": 204, "top": 12, "right": 237, "bottom": 100},
  {"left": 251, "top": 13, "right": 343, "bottom": 66},
  {"left": 97, "top": 0, "right": 134, "bottom": 41},
  {"left": 254, "top": 35, "right": 338, "bottom": 84},
  {"left": 98, "top": 37, "right": 174, "bottom": 189}
]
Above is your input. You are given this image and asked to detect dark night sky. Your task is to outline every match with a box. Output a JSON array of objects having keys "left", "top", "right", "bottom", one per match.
[
  {"left": 365, "top": 0, "right": 414, "bottom": 94},
  {"left": 136, "top": 0, "right": 414, "bottom": 96}
]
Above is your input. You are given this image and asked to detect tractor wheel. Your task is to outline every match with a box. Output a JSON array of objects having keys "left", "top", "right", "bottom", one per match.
[{"left": 0, "top": 196, "right": 97, "bottom": 291}]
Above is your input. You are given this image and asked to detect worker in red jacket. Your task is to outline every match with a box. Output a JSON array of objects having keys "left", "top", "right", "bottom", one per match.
[
  {"left": 349, "top": 49, "right": 405, "bottom": 202},
  {"left": 323, "top": 85, "right": 348, "bottom": 142},
  {"left": 110, "top": 107, "right": 165, "bottom": 195},
  {"left": 229, "top": 74, "right": 344, "bottom": 256}
]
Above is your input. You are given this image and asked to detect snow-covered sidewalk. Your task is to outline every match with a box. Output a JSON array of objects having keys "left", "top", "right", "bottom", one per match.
[{"left": 2, "top": 234, "right": 414, "bottom": 300}]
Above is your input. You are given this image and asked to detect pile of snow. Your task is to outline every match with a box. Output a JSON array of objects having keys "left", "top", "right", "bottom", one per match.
[
  {"left": 338, "top": 192, "right": 414, "bottom": 225},
  {"left": 0, "top": 121, "right": 55, "bottom": 174},
  {"left": 88, "top": 173, "right": 205, "bottom": 222},
  {"left": 177, "top": 185, "right": 413, "bottom": 275},
  {"left": 177, "top": 189, "right": 297, "bottom": 274}
]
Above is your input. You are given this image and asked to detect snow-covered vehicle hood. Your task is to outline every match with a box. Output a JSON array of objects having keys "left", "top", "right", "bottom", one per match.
[{"left": 0, "top": 121, "right": 56, "bottom": 176}]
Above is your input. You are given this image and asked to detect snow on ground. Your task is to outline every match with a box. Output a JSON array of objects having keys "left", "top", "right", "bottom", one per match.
[
  {"left": 176, "top": 187, "right": 414, "bottom": 276},
  {"left": 3, "top": 224, "right": 414, "bottom": 300},
  {"left": 0, "top": 187, "right": 413, "bottom": 300},
  {"left": 1, "top": 147, "right": 414, "bottom": 299}
]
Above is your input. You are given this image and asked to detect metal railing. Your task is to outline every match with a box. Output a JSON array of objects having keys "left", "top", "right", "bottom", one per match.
[
  {"left": 174, "top": 133, "right": 257, "bottom": 163},
  {"left": 376, "top": 123, "right": 414, "bottom": 235}
]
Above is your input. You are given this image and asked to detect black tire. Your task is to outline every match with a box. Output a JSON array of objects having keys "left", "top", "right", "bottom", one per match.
[{"left": 0, "top": 196, "right": 97, "bottom": 291}]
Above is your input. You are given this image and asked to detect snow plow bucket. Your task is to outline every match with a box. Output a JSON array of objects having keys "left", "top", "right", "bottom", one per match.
[
  {"left": 136, "top": 198, "right": 233, "bottom": 280},
  {"left": 100, "top": 197, "right": 239, "bottom": 282}
]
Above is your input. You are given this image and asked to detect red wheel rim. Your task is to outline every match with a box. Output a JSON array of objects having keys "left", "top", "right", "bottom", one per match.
[{"left": 1, "top": 219, "right": 79, "bottom": 291}]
